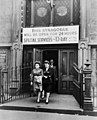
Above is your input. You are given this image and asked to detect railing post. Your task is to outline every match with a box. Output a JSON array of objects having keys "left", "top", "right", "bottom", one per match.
[
  {"left": 80, "top": 72, "right": 84, "bottom": 108},
  {"left": 83, "top": 60, "right": 93, "bottom": 111},
  {"left": 0, "top": 67, "right": 2, "bottom": 103}
]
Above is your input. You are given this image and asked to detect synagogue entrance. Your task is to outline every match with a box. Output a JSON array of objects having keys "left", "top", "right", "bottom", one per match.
[{"left": 23, "top": 45, "right": 78, "bottom": 95}]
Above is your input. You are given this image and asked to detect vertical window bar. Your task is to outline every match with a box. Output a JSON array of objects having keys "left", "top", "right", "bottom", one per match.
[
  {"left": 70, "top": 0, "right": 73, "bottom": 24},
  {"left": 31, "top": 0, "right": 35, "bottom": 27}
]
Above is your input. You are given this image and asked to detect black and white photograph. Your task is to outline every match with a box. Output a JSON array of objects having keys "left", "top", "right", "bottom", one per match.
[{"left": 0, "top": 0, "right": 97, "bottom": 120}]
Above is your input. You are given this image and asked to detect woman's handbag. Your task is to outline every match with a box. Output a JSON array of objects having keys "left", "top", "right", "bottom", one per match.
[{"left": 35, "top": 76, "right": 42, "bottom": 84}]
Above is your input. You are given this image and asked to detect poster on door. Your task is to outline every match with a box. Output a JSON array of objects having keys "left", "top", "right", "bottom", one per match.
[{"left": 23, "top": 25, "right": 79, "bottom": 45}]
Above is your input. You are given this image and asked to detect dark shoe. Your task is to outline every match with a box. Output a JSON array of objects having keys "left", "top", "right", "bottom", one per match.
[
  {"left": 45, "top": 100, "right": 49, "bottom": 104},
  {"left": 45, "top": 101, "right": 48, "bottom": 104}
]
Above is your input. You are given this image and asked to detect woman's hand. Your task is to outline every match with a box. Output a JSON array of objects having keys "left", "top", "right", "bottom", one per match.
[
  {"left": 44, "top": 76, "right": 47, "bottom": 78},
  {"left": 30, "top": 81, "right": 33, "bottom": 85}
]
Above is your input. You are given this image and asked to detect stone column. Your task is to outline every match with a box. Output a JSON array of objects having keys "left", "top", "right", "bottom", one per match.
[
  {"left": 80, "top": 0, "right": 86, "bottom": 38},
  {"left": 49, "top": 0, "right": 55, "bottom": 26},
  {"left": 20, "top": 0, "right": 26, "bottom": 30},
  {"left": 88, "top": 46, "right": 91, "bottom": 62},
  {"left": 0, "top": 68, "right": 2, "bottom": 103},
  {"left": 9, "top": 42, "right": 23, "bottom": 96},
  {"left": 83, "top": 61, "right": 93, "bottom": 111},
  {"left": 78, "top": 0, "right": 86, "bottom": 69},
  {"left": 91, "top": 48, "right": 97, "bottom": 108},
  {"left": 31, "top": 0, "right": 34, "bottom": 27}
]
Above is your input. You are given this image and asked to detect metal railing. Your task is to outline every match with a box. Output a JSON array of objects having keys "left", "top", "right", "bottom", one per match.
[
  {"left": 0, "top": 66, "right": 32, "bottom": 104},
  {"left": 73, "top": 63, "right": 83, "bottom": 108}
]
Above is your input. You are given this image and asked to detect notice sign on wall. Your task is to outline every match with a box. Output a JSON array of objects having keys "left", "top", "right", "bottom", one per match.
[
  {"left": 23, "top": 26, "right": 79, "bottom": 45},
  {"left": 0, "top": 50, "right": 6, "bottom": 68}
]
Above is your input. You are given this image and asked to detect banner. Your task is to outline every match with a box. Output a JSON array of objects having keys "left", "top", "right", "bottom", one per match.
[{"left": 23, "top": 26, "right": 79, "bottom": 45}]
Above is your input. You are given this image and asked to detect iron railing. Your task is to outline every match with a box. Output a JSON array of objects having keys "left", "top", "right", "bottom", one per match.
[
  {"left": 0, "top": 66, "right": 32, "bottom": 104},
  {"left": 73, "top": 63, "right": 83, "bottom": 108}
]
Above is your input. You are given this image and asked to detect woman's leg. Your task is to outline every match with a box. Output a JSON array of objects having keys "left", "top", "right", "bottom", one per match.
[
  {"left": 46, "top": 92, "right": 50, "bottom": 104},
  {"left": 42, "top": 90, "right": 45, "bottom": 98},
  {"left": 37, "top": 91, "right": 41, "bottom": 103}
]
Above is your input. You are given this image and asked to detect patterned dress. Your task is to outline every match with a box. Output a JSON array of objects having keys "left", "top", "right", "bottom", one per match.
[{"left": 31, "top": 68, "right": 43, "bottom": 92}]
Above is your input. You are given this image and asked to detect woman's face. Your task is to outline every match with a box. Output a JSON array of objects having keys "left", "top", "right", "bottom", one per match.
[
  {"left": 35, "top": 63, "right": 40, "bottom": 69},
  {"left": 44, "top": 63, "right": 49, "bottom": 68}
]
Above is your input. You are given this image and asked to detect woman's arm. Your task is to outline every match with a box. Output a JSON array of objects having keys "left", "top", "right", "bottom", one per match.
[{"left": 30, "top": 70, "right": 34, "bottom": 85}]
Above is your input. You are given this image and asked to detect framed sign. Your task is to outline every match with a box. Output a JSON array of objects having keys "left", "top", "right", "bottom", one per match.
[{"left": 23, "top": 25, "right": 79, "bottom": 45}]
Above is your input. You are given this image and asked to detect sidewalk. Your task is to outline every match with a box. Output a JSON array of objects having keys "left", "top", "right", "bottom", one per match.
[{"left": 0, "top": 110, "right": 97, "bottom": 120}]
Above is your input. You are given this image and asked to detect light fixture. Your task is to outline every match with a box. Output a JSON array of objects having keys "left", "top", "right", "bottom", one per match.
[{"left": 46, "top": 0, "right": 55, "bottom": 8}]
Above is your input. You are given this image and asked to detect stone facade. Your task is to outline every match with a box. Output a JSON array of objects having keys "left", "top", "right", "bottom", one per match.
[
  {"left": 0, "top": 0, "right": 23, "bottom": 93},
  {"left": 86, "top": 0, "right": 97, "bottom": 108},
  {"left": 0, "top": 0, "right": 23, "bottom": 68},
  {"left": 0, "top": 0, "right": 97, "bottom": 109}
]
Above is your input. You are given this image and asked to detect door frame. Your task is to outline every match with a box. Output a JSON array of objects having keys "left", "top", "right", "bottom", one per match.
[
  {"left": 23, "top": 45, "right": 78, "bottom": 94},
  {"left": 58, "top": 50, "right": 61, "bottom": 93}
]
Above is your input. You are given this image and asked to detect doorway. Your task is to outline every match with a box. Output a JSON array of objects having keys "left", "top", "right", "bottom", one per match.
[
  {"left": 43, "top": 50, "right": 58, "bottom": 68},
  {"left": 23, "top": 45, "right": 78, "bottom": 94}
]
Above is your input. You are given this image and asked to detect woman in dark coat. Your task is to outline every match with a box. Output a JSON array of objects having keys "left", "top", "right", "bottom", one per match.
[{"left": 42, "top": 60, "right": 53, "bottom": 104}]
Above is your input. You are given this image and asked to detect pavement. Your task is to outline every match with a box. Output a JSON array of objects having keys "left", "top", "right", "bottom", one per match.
[
  {"left": 0, "top": 110, "right": 97, "bottom": 120},
  {"left": 0, "top": 94, "right": 81, "bottom": 110}
]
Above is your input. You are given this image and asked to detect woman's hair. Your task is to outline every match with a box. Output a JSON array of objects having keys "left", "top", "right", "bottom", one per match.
[
  {"left": 44, "top": 60, "right": 49, "bottom": 64},
  {"left": 34, "top": 61, "right": 41, "bottom": 66}
]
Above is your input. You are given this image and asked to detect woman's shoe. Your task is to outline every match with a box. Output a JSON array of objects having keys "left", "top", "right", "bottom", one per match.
[
  {"left": 45, "top": 100, "right": 49, "bottom": 104},
  {"left": 36, "top": 99, "right": 40, "bottom": 103},
  {"left": 45, "top": 101, "right": 48, "bottom": 104}
]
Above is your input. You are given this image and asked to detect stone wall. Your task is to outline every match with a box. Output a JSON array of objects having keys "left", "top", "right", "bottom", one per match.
[
  {"left": 0, "top": 0, "right": 23, "bottom": 68},
  {"left": 86, "top": 0, "right": 97, "bottom": 108},
  {"left": 0, "top": 0, "right": 25, "bottom": 95},
  {"left": 0, "top": 0, "right": 22, "bottom": 43},
  {"left": 87, "top": 0, "right": 97, "bottom": 44},
  {"left": 0, "top": 0, "right": 13, "bottom": 43}
]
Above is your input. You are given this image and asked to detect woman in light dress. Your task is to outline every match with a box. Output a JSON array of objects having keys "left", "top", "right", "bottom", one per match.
[{"left": 30, "top": 61, "right": 43, "bottom": 103}]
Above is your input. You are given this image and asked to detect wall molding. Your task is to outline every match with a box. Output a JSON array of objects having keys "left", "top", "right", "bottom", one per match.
[{"left": 0, "top": 43, "right": 12, "bottom": 47}]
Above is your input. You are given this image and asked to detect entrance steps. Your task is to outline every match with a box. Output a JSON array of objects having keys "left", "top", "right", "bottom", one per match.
[
  {"left": 0, "top": 94, "right": 84, "bottom": 114},
  {"left": 1, "top": 94, "right": 97, "bottom": 116}
]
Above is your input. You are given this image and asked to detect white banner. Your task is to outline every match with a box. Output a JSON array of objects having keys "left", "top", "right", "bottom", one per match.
[{"left": 23, "top": 26, "right": 79, "bottom": 45}]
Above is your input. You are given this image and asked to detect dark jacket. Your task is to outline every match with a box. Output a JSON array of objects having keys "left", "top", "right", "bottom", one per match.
[{"left": 43, "top": 68, "right": 53, "bottom": 84}]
